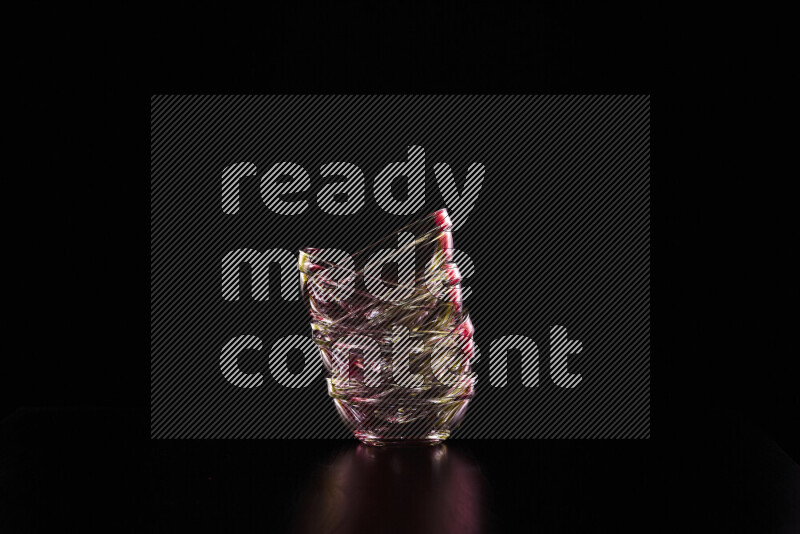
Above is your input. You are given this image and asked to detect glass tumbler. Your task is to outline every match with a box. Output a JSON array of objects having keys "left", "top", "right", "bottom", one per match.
[{"left": 298, "top": 209, "right": 476, "bottom": 445}]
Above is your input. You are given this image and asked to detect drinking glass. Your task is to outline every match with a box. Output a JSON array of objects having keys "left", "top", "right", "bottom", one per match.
[{"left": 298, "top": 209, "right": 476, "bottom": 445}]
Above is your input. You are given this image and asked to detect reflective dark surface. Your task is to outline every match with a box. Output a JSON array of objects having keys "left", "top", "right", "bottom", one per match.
[
  {"left": 1, "top": 408, "right": 798, "bottom": 533},
  {"left": 293, "top": 445, "right": 485, "bottom": 534}
]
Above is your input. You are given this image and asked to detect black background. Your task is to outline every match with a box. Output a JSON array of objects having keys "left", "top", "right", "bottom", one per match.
[{"left": 4, "top": 3, "right": 799, "bottom": 533}]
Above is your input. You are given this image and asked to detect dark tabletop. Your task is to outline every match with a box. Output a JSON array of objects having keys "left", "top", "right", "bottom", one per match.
[{"left": 1, "top": 408, "right": 797, "bottom": 533}]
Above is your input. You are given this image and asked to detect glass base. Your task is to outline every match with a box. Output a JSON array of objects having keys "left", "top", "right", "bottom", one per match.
[
  {"left": 355, "top": 430, "right": 450, "bottom": 447},
  {"left": 332, "top": 394, "right": 471, "bottom": 447}
]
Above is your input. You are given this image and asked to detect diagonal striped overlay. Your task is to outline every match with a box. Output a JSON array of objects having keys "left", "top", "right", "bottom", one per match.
[{"left": 151, "top": 95, "right": 650, "bottom": 439}]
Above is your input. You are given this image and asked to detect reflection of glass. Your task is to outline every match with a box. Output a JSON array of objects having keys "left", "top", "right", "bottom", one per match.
[
  {"left": 299, "top": 209, "right": 476, "bottom": 445},
  {"left": 293, "top": 445, "right": 485, "bottom": 534}
]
